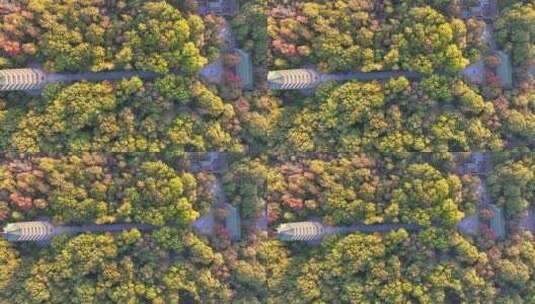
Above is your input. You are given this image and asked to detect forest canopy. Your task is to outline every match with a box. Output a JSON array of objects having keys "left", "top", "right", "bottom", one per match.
[
  {"left": 269, "top": 1, "right": 470, "bottom": 73},
  {"left": 1, "top": 1, "right": 212, "bottom": 73},
  {"left": 0, "top": 0, "right": 534, "bottom": 303}
]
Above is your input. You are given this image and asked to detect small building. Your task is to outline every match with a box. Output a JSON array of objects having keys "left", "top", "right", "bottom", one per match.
[
  {"left": 495, "top": 51, "right": 513, "bottom": 89},
  {"left": 276, "top": 222, "right": 325, "bottom": 241},
  {"left": 461, "top": 0, "right": 498, "bottom": 20},
  {"left": 0, "top": 0, "right": 15, "bottom": 11},
  {"left": 2, "top": 221, "right": 56, "bottom": 242},
  {"left": 188, "top": 152, "right": 227, "bottom": 173},
  {"left": 267, "top": 69, "right": 321, "bottom": 90},
  {"left": 489, "top": 204, "right": 506, "bottom": 240},
  {"left": 198, "top": 0, "right": 238, "bottom": 16},
  {"left": 191, "top": 204, "right": 241, "bottom": 241},
  {"left": 224, "top": 203, "right": 241, "bottom": 241},
  {"left": 235, "top": 49, "right": 253, "bottom": 90},
  {"left": 0, "top": 68, "right": 47, "bottom": 91}
]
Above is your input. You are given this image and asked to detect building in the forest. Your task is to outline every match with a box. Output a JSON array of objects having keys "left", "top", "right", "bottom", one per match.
[
  {"left": 235, "top": 49, "right": 253, "bottom": 90},
  {"left": 461, "top": 0, "right": 498, "bottom": 19},
  {"left": 0, "top": 0, "right": 15, "bottom": 11},
  {"left": 192, "top": 203, "right": 242, "bottom": 241},
  {"left": 276, "top": 221, "right": 420, "bottom": 241},
  {"left": 224, "top": 203, "right": 241, "bottom": 241},
  {"left": 188, "top": 152, "right": 227, "bottom": 173},
  {"left": 495, "top": 51, "right": 513, "bottom": 89},
  {"left": 267, "top": 69, "right": 321, "bottom": 90},
  {"left": 276, "top": 222, "right": 325, "bottom": 241},
  {"left": 198, "top": 0, "right": 238, "bottom": 16},
  {"left": 0, "top": 68, "right": 47, "bottom": 91},
  {"left": 2, "top": 221, "right": 56, "bottom": 242},
  {"left": 1, "top": 221, "right": 155, "bottom": 242},
  {"left": 489, "top": 204, "right": 506, "bottom": 240}
]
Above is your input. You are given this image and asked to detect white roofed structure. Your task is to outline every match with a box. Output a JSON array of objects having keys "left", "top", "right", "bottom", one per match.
[
  {"left": 268, "top": 69, "right": 321, "bottom": 90},
  {"left": 0, "top": 69, "right": 46, "bottom": 91},
  {"left": 276, "top": 222, "right": 325, "bottom": 241},
  {"left": 2, "top": 221, "right": 56, "bottom": 242}
]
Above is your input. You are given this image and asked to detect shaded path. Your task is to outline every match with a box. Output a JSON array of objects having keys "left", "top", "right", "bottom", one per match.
[
  {"left": 328, "top": 223, "right": 420, "bottom": 234},
  {"left": 322, "top": 70, "right": 422, "bottom": 82},
  {"left": 58, "top": 223, "right": 155, "bottom": 234},
  {"left": 47, "top": 70, "right": 160, "bottom": 83},
  {"left": 256, "top": 199, "right": 268, "bottom": 231}
]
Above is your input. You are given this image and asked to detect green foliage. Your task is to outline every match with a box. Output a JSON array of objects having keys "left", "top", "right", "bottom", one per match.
[
  {"left": 155, "top": 75, "right": 192, "bottom": 104},
  {"left": 233, "top": 0, "right": 268, "bottom": 66},
  {"left": 0, "top": 0, "right": 534, "bottom": 303},
  {"left": 488, "top": 155, "right": 534, "bottom": 219},
  {"left": 272, "top": 79, "right": 502, "bottom": 152},
  {"left": 270, "top": 1, "right": 469, "bottom": 73},
  {"left": 0, "top": 239, "right": 20, "bottom": 292},
  {"left": 3, "top": 77, "right": 239, "bottom": 153},
  {"left": 495, "top": 2, "right": 535, "bottom": 65},
  {"left": 32, "top": 0, "right": 209, "bottom": 72}
]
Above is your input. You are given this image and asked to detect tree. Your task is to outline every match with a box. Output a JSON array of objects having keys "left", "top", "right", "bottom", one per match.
[
  {"left": 155, "top": 75, "right": 192, "bottom": 104},
  {"left": 0, "top": 239, "right": 20, "bottom": 292},
  {"left": 495, "top": 2, "right": 535, "bottom": 65}
]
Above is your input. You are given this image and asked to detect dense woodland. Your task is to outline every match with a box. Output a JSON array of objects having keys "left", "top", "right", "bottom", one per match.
[
  {"left": 258, "top": 0, "right": 535, "bottom": 152},
  {"left": 258, "top": 153, "right": 535, "bottom": 303},
  {"left": 0, "top": 153, "right": 270, "bottom": 303},
  {"left": 268, "top": 1, "right": 472, "bottom": 73},
  {"left": 1, "top": 1, "right": 214, "bottom": 73},
  {"left": 495, "top": 1, "right": 535, "bottom": 66},
  {"left": 0, "top": 0, "right": 534, "bottom": 303},
  {"left": 1, "top": 76, "right": 241, "bottom": 153}
]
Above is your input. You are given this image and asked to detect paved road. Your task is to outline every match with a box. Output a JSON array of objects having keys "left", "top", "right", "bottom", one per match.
[
  {"left": 256, "top": 199, "right": 268, "bottom": 230},
  {"left": 329, "top": 223, "right": 420, "bottom": 234},
  {"left": 529, "top": 66, "right": 535, "bottom": 77},
  {"left": 57, "top": 223, "right": 156, "bottom": 235},
  {"left": 190, "top": 152, "right": 229, "bottom": 234},
  {"left": 457, "top": 153, "right": 493, "bottom": 236},
  {"left": 47, "top": 70, "right": 161, "bottom": 83},
  {"left": 322, "top": 71, "right": 423, "bottom": 82},
  {"left": 458, "top": 214, "right": 480, "bottom": 235},
  {"left": 220, "top": 19, "right": 236, "bottom": 50}
]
